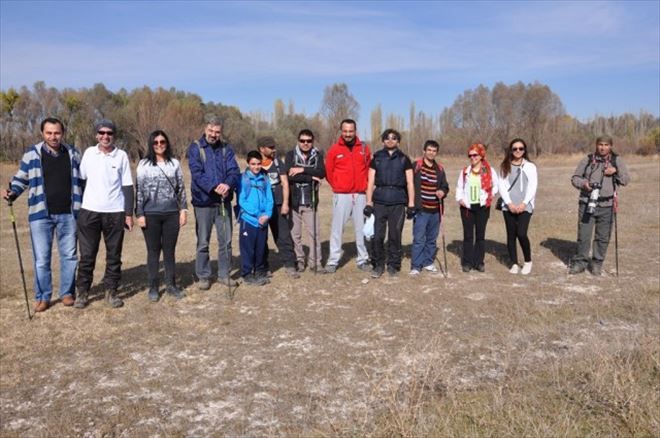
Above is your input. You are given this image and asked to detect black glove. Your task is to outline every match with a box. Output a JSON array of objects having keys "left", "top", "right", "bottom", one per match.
[
  {"left": 406, "top": 206, "right": 416, "bottom": 220},
  {"left": 363, "top": 205, "right": 374, "bottom": 218},
  {"left": 5, "top": 190, "right": 17, "bottom": 203}
]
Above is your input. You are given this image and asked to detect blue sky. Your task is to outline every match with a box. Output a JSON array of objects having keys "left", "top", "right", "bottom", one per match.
[{"left": 1, "top": 0, "right": 658, "bottom": 137}]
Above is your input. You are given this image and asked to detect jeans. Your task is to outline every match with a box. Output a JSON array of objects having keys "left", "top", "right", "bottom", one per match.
[
  {"left": 77, "top": 209, "right": 125, "bottom": 293},
  {"left": 29, "top": 213, "right": 77, "bottom": 302},
  {"left": 194, "top": 205, "right": 232, "bottom": 280},
  {"left": 141, "top": 213, "right": 180, "bottom": 287},
  {"left": 411, "top": 211, "right": 440, "bottom": 270}
]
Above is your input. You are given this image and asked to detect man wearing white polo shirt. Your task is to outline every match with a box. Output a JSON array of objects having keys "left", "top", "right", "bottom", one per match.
[{"left": 75, "top": 120, "right": 134, "bottom": 309}]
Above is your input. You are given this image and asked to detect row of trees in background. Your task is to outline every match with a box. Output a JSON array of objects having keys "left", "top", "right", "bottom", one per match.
[{"left": 1, "top": 81, "right": 658, "bottom": 161}]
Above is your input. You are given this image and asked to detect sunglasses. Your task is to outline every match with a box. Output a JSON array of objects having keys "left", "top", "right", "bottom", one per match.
[
  {"left": 468, "top": 153, "right": 480, "bottom": 158},
  {"left": 512, "top": 147, "right": 525, "bottom": 152},
  {"left": 299, "top": 139, "right": 313, "bottom": 144},
  {"left": 98, "top": 131, "right": 114, "bottom": 136},
  {"left": 153, "top": 140, "right": 167, "bottom": 146}
]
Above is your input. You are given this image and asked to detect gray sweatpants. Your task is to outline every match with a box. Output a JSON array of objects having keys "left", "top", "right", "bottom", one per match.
[
  {"left": 326, "top": 193, "right": 369, "bottom": 267},
  {"left": 572, "top": 203, "right": 614, "bottom": 268},
  {"left": 291, "top": 205, "right": 322, "bottom": 269}
]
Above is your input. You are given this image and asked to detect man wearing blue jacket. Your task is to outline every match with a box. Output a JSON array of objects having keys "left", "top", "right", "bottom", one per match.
[{"left": 187, "top": 116, "right": 241, "bottom": 290}]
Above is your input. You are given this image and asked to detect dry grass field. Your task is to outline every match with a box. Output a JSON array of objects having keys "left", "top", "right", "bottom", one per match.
[{"left": 0, "top": 155, "right": 658, "bottom": 436}]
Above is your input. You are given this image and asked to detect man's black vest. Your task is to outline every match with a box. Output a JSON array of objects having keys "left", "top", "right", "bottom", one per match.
[{"left": 373, "top": 148, "right": 408, "bottom": 205}]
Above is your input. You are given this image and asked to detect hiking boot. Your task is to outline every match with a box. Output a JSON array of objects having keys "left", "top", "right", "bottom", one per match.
[
  {"left": 569, "top": 264, "right": 586, "bottom": 275},
  {"left": 387, "top": 267, "right": 399, "bottom": 277},
  {"left": 475, "top": 264, "right": 485, "bottom": 273},
  {"left": 371, "top": 267, "right": 384, "bottom": 278},
  {"left": 323, "top": 265, "right": 337, "bottom": 274},
  {"left": 198, "top": 278, "right": 211, "bottom": 290},
  {"left": 509, "top": 264, "right": 520, "bottom": 274},
  {"left": 148, "top": 287, "right": 160, "bottom": 303},
  {"left": 166, "top": 285, "right": 186, "bottom": 299},
  {"left": 410, "top": 269, "right": 421, "bottom": 276},
  {"left": 74, "top": 291, "right": 88, "bottom": 309},
  {"left": 521, "top": 262, "right": 533, "bottom": 275},
  {"left": 297, "top": 261, "right": 306, "bottom": 272},
  {"left": 61, "top": 295, "right": 75, "bottom": 306},
  {"left": 245, "top": 274, "right": 268, "bottom": 286},
  {"left": 423, "top": 264, "right": 438, "bottom": 273},
  {"left": 357, "top": 262, "right": 372, "bottom": 272},
  {"left": 462, "top": 265, "right": 472, "bottom": 273},
  {"left": 105, "top": 290, "right": 124, "bottom": 308},
  {"left": 286, "top": 267, "right": 300, "bottom": 279},
  {"left": 34, "top": 300, "right": 49, "bottom": 313},
  {"left": 590, "top": 263, "right": 602, "bottom": 276},
  {"left": 218, "top": 277, "right": 239, "bottom": 287}
]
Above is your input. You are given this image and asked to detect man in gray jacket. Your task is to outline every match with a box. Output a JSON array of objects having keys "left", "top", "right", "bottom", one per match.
[{"left": 569, "top": 135, "right": 630, "bottom": 276}]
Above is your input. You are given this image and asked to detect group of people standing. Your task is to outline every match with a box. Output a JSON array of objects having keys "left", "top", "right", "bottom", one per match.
[{"left": 4, "top": 116, "right": 629, "bottom": 314}]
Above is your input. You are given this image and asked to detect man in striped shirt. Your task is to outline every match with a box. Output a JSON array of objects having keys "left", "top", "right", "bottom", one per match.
[{"left": 410, "top": 140, "right": 449, "bottom": 275}]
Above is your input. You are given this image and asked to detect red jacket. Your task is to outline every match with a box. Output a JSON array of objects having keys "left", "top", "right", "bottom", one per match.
[{"left": 325, "top": 137, "right": 371, "bottom": 194}]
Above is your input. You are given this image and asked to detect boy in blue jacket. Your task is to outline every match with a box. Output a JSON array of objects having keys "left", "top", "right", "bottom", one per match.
[{"left": 238, "top": 151, "right": 273, "bottom": 286}]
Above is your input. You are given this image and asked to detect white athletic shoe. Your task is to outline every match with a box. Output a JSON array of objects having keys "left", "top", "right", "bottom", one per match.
[
  {"left": 509, "top": 264, "right": 520, "bottom": 274},
  {"left": 521, "top": 262, "right": 533, "bottom": 275},
  {"left": 423, "top": 264, "right": 438, "bottom": 273},
  {"left": 409, "top": 269, "right": 420, "bottom": 276}
]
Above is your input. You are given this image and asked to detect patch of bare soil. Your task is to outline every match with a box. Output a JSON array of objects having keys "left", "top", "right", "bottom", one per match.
[{"left": 0, "top": 157, "right": 658, "bottom": 435}]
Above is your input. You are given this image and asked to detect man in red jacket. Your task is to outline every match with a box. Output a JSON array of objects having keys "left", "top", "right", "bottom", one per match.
[{"left": 324, "top": 119, "right": 372, "bottom": 273}]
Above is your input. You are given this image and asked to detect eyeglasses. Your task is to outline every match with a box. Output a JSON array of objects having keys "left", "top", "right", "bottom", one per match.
[
  {"left": 512, "top": 147, "right": 525, "bottom": 152},
  {"left": 468, "top": 153, "right": 480, "bottom": 158},
  {"left": 98, "top": 131, "right": 114, "bottom": 136},
  {"left": 153, "top": 140, "right": 167, "bottom": 146},
  {"left": 299, "top": 139, "right": 313, "bottom": 144}
]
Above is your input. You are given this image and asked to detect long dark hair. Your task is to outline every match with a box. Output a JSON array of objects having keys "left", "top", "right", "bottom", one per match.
[
  {"left": 500, "top": 138, "right": 532, "bottom": 178},
  {"left": 144, "top": 130, "right": 173, "bottom": 165}
]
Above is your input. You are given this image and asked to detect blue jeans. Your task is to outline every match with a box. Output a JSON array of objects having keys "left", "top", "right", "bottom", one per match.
[
  {"left": 411, "top": 211, "right": 440, "bottom": 270},
  {"left": 194, "top": 205, "right": 232, "bottom": 280},
  {"left": 29, "top": 213, "right": 77, "bottom": 302}
]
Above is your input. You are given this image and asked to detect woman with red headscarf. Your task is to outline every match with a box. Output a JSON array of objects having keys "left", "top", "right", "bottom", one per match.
[{"left": 455, "top": 144, "right": 499, "bottom": 272}]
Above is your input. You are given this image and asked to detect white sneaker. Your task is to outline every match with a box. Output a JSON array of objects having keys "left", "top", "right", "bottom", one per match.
[
  {"left": 423, "top": 264, "right": 438, "bottom": 273},
  {"left": 409, "top": 269, "right": 420, "bottom": 276},
  {"left": 509, "top": 264, "right": 520, "bottom": 274},
  {"left": 521, "top": 262, "right": 532, "bottom": 275}
]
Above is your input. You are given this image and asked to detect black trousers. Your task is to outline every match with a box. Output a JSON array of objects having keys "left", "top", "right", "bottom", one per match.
[
  {"left": 142, "top": 213, "right": 180, "bottom": 287},
  {"left": 373, "top": 203, "right": 406, "bottom": 271},
  {"left": 502, "top": 211, "right": 532, "bottom": 264},
  {"left": 460, "top": 204, "right": 490, "bottom": 268},
  {"left": 265, "top": 205, "right": 296, "bottom": 269},
  {"left": 77, "top": 209, "right": 125, "bottom": 293}
]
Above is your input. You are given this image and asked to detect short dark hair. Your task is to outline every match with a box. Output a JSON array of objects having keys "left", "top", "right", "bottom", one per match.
[
  {"left": 246, "top": 150, "right": 262, "bottom": 163},
  {"left": 144, "top": 130, "right": 173, "bottom": 165},
  {"left": 40, "top": 117, "right": 65, "bottom": 133},
  {"left": 381, "top": 128, "right": 401, "bottom": 142},
  {"left": 298, "top": 129, "right": 314, "bottom": 140},
  {"left": 423, "top": 140, "right": 439, "bottom": 151},
  {"left": 340, "top": 119, "right": 356, "bottom": 129}
]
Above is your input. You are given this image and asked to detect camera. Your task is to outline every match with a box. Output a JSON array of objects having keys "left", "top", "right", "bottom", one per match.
[{"left": 587, "top": 182, "right": 601, "bottom": 214}]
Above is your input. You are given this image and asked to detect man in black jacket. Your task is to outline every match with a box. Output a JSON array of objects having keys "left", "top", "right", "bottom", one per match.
[{"left": 285, "top": 129, "right": 326, "bottom": 272}]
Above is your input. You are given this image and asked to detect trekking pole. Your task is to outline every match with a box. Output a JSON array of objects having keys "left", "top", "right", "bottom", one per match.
[
  {"left": 7, "top": 189, "right": 32, "bottom": 320},
  {"left": 312, "top": 181, "right": 318, "bottom": 274},
  {"left": 439, "top": 200, "right": 448, "bottom": 278},
  {"left": 220, "top": 202, "right": 234, "bottom": 300}
]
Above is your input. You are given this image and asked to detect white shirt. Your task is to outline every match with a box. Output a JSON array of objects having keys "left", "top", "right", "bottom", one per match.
[{"left": 80, "top": 145, "right": 133, "bottom": 212}]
